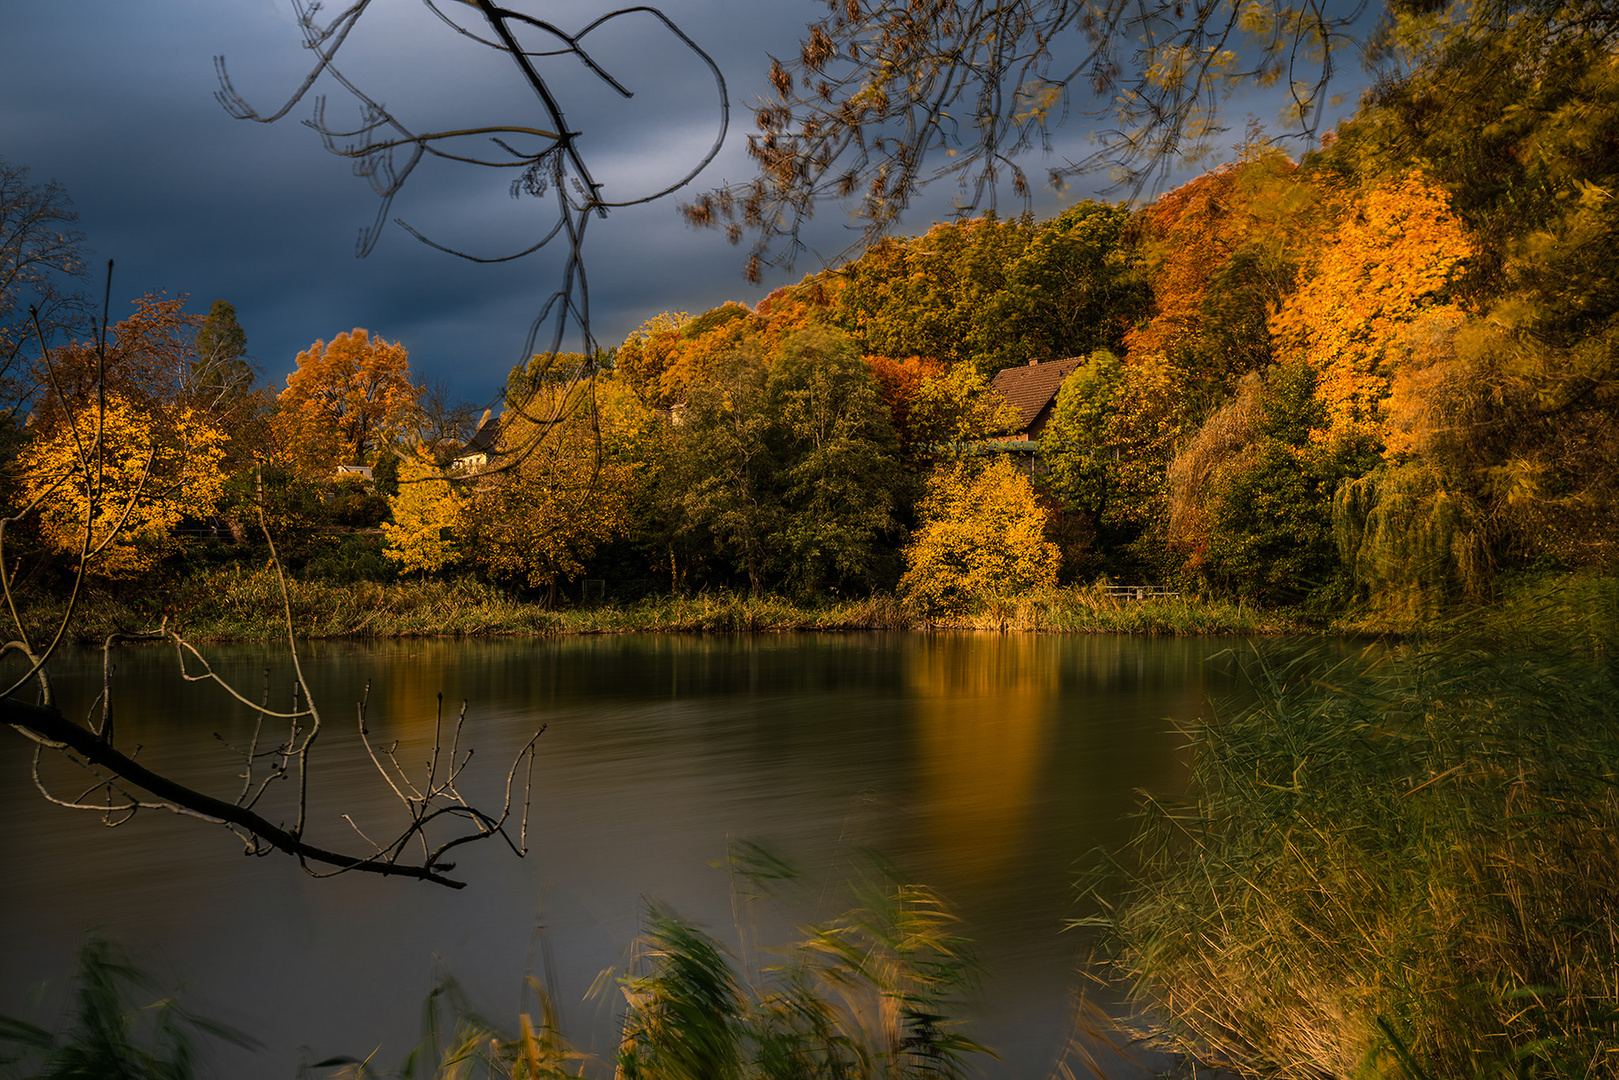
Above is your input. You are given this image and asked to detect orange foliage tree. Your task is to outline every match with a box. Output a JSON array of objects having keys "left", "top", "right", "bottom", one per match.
[
  {"left": 863, "top": 354, "right": 943, "bottom": 450},
  {"left": 1270, "top": 171, "right": 1475, "bottom": 446},
  {"left": 750, "top": 275, "right": 840, "bottom": 354},
  {"left": 616, "top": 310, "right": 690, "bottom": 407},
  {"left": 1126, "top": 150, "right": 1314, "bottom": 399},
  {"left": 33, "top": 294, "right": 200, "bottom": 429},
  {"left": 272, "top": 329, "right": 419, "bottom": 475},
  {"left": 617, "top": 286, "right": 845, "bottom": 410}
]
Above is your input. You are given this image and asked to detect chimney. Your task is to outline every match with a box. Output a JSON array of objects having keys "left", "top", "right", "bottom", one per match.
[{"left": 1028, "top": 359, "right": 1039, "bottom": 366}]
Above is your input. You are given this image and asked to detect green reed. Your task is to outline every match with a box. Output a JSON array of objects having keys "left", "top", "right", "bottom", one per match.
[
  {"left": 1091, "top": 623, "right": 1619, "bottom": 1077},
  {"left": 0, "top": 938, "right": 255, "bottom": 1080}
]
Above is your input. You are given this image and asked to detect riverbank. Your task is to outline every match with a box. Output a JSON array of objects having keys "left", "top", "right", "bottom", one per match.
[
  {"left": 1092, "top": 597, "right": 1619, "bottom": 1078},
  {"left": 19, "top": 564, "right": 1306, "bottom": 643}
]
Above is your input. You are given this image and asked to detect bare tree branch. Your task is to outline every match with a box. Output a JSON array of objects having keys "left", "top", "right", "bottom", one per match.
[
  {"left": 682, "top": 0, "right": 1367, "bottom": 280},
  {"left": 3, "top": 268, "right": 543, "bottom": 890}
]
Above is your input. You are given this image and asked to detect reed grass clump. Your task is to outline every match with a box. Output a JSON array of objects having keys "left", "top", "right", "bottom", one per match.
[
  {"left": 931, "top": 584, "right": 1294, "bottom": 635},
  {"left": 298, "top": 852, "right": 992, "bottom": 1080},
  {"left": 1098, "top": 640, "right": 1619, "bottom": 1077},
  {"left": 0, "top": 937, "right": 255, "bottom": 1078},
  {"left": 610, "top": 864, "right": 990, "bottom": 1080},
  {"left": 19, "top": 565, "right": 560, "bottom": 642}
]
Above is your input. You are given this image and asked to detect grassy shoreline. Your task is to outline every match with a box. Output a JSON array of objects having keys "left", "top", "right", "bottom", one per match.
[
  {"left": 20, "top": 565, "right": 1307, "bottom": 643},
  {"left": 1094, "top": 630, "right": 1619, "bottom": 1078}
]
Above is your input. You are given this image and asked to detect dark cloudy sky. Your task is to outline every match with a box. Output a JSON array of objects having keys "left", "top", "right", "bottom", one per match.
[{"left": 3, "top": 1, "right": 1370, "bottom": 408}]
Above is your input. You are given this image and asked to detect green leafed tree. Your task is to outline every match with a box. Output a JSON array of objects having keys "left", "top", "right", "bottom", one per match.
[
  {"left": 191, "top": 298, "right": 254, "bottom": 411},
  {"left": 763, "top": 326, "right": 904, "bottom": 596},
  {"left": 1041, "top": 351, "right": 1191, "bottom": 577},
  {"left": 1167, "top": 362, "right": 1365, "bottom": 604},
  {"left": 657, "top": 342, "right": 780, "bottom": 596},
  {"left": 832, "top": 215, "right": 1032, "bottom": 372},
  {"left": 657, "top": 327, "right": 904, "bottom": 598},
  {"left": 973, "top": 202, "right": 1148, "bottom": 373}
]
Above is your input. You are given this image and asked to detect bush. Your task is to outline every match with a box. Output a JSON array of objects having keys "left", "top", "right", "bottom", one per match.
[{"left": 899, "top": 458, "right": 1058, "bottom": 617}]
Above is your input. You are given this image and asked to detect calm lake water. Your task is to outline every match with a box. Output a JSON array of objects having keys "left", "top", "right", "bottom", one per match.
[{"left": 2, "top": 633, "right": 1265, "bottom": 1078}]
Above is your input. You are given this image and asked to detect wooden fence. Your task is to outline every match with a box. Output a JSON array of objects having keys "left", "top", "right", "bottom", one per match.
[{"left": 1102, "top": 585, "right": 1181, "bottom": 600}]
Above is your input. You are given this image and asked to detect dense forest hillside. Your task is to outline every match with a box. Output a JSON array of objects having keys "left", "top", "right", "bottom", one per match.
[{"left": 4, "top": 0, "right": 1613, "bottom": 634}]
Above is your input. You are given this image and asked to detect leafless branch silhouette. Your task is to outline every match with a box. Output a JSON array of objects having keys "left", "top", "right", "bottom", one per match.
[
  {"left": 681, "top": 0, "right": 1365, "bottom": 280},
  {"left": 214, "top": 0, "right": 729, "bottom": 471},
  {"left": 2, "top": 266, "right": 538, "bottom": 889}
]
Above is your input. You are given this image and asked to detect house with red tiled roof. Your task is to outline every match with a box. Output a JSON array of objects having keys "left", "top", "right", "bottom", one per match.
[{"left": 988, "top": 357, "right": 1085, "bottom": 441}]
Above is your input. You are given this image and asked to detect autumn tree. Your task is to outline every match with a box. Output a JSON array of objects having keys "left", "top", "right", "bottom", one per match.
[
  {"left": 1126, "top": 149, "right": 1316, "bottom": 405},
  {"left": 1319, "top": 0, "right": 1619, "bottom": 572},
  {"left": 17, "top": 392, "right": 228, "bottom": 578},
  {"left": 899, "top": 457, "right": 1059, "bottom": 616},
  {"left": 273, "top": 329, "right": 420, "bottom": 476},
  {"left": 617, "top": 311, "right": 692, "bottom": 408},
  {"left": 1269, "top": 170, "right": 1475, "bottom": 447},
  {"left": 382, "top": 461, "right": 468, "bottom": 576},
  {"left": 32, "top": 295, "right": 201, "bottom": 430},
  {"left": 655, "top": 343, "right": 778, "bottom": 593},
  {"left": 864, "top": 354, "right": 942, "bottom": 451},
  {"left": 750, "top": 275, "right": 842, "bottom": 354},
  {"left": 907, "top": 363, "right": 1021, "bottom": 452},
  {"left": 468, "top": 377, "right": 640, "bottom": 606}
]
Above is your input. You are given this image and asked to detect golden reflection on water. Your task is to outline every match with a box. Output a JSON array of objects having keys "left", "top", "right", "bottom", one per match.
[{"left": 909, "top": 634, "right": 1060, "bottom": 887}]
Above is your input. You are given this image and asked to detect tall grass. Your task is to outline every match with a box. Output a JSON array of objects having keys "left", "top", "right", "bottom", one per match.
[
  {"left": 0, "top": 937, "right": 256, "bottom": 1079},
  {"left": 1092, "top": 633, "right": 1619, "bottom": 1077},
  {"left": 301, "top": 851, "right": 991, "bottom": 1080},
  {"left": 608, "top": 852, "right": 992, "bottom": 1080},
  {"left": 20, "top": 570, "right": 1293, "bottom": 642},
  {"left": 944, "top": 583, "right": 1291, "bottom": 635},
  {"left": 307, "top": 973, "right": 587, "bottom": 1080},
  {"left": 18, "top": 565, "right": 560, "bottom": 643}
]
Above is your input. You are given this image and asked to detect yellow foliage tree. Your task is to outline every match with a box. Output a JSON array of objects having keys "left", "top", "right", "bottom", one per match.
[
  {"left": 899, "top": 457, "right": 1058, "bottom": 615},
  {"left": 381, "top": 461, "right": 467, "bottom": 575},
  {"left": 907, "top": 363, "right": 1021, "bottom": 447},
  {"left": 272, "top": 328, "right": 420, "bottom": 475},
  {"left": 18, "top": 393, "right": 228, "bottom": 577},
  {"left": 469, "top": 381, "right": 639, "bottom": 604},
  {"left": 1270, "top": 172, "right": 1475, "bottom": 445}
]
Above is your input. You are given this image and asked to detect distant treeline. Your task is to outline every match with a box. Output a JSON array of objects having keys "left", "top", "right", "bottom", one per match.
[{"left": 5, "top": 2, "right": 1613, "bottom": 627}]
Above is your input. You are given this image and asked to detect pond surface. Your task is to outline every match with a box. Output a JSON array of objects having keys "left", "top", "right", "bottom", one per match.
[{"left": 2, "top": 633, "right": 1263, "bottom": 1078}]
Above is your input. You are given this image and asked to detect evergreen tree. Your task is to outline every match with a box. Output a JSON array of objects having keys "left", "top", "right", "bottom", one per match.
[{"left": 191, "top": 298, "right": 254, "bottom": 412}]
